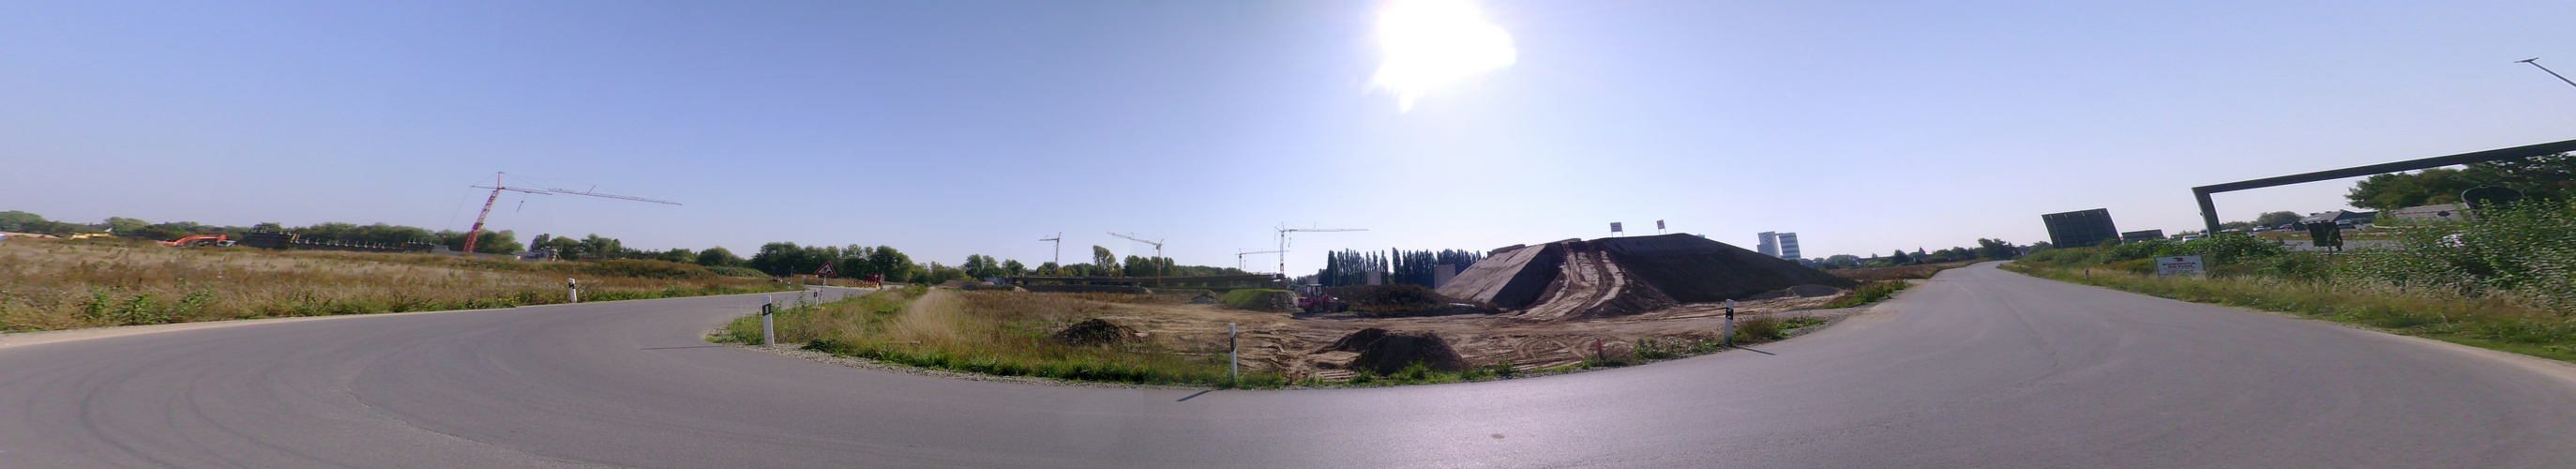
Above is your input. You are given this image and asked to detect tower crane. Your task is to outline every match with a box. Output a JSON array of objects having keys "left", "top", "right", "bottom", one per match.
[
  {"left": 1236, "top": 250, "right": 1286, "bottom": 272},
  {"left": 1275, "top": 224, "right": 1366, "bottom": 278},
  {"left": 1107, "top": 232, "right": 1164, "bottom": 285},
  {"left": 1038, "top": 233, "right": 1062, "bottom": 267},
  {"left": 462, "top": 173, "right": 679, "bottom": 254}
]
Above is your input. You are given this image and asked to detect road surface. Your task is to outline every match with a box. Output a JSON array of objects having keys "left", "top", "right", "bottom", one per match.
[{"left": 7, "top": 263, "right": 2576, "bottom": 467}]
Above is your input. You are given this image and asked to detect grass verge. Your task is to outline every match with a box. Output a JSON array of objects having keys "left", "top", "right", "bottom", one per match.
[
  {"left": 2002, "top": 263, "right": 2576, "bottom": 362},
  {"left": 0, "top": 239, "right": 796, "bottom": 332}
]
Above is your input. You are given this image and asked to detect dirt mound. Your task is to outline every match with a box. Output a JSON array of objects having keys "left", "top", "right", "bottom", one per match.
[
  {"left": 1186, "top": 293, "right": 1217, "bottom": 304},
  {"left": 1435, "top": 234, "right": 1858, "bottom": 318},
  {"left": 1316, "top": 328, "right": 1469, "bottom": 372},
  {"left": 1051, "top": 318, "right": 1141, "bottom": 346}
]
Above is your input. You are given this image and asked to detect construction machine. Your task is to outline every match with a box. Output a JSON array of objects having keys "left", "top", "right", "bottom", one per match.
[{"left": 159, "top": 234, "right": 231, "bottom": 247}]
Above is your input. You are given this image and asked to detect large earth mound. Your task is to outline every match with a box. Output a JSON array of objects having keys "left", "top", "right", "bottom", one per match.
[
  {"left": 1434, "top": 234, "right": 1857, "bottom": 318},
  {"left": 1316, "top": 328, "right": 1469, "bottom": 372},
  {"left": 1051, "top": 318, "right": 1141, "bottom": 347}
]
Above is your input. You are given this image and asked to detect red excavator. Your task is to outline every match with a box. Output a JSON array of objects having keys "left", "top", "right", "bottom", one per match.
[{"left": 159, "top": 234, "right": 231, "bottom": 247}]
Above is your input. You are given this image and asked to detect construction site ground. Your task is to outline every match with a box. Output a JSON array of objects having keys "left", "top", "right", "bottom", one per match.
[{"left": 1077, "top": 290, "right": 1864, "bottom": 381}]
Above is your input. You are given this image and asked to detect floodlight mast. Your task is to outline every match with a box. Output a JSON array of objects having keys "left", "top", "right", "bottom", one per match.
[
  {"left": 2519, "top": 58, "right": 2576, "bottom": 90},
  {"left": 1274, "top": 225, "right": 1366, "bottom": 280},
  {"left": 1108, "top": 232, "right": 1164, "bottom": 286}
]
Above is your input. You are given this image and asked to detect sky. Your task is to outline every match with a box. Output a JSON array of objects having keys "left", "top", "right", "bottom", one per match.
[{"left": 7, "top": 0, "right": 2576, "bottom": 273}]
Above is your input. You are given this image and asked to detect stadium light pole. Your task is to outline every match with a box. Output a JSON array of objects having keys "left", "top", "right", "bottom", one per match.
[{"left": 2518, "top": 58, "right": 2576, "bottom": 90}]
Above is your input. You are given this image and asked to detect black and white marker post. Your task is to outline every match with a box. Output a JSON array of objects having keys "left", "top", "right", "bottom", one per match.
[
  {"left": 761, "top": 295, "right": 776, "bottom": 347},
  {"left": 1228, "top": 323, "right": 1239, "bottom": 383},
  {"left": 1722, "top": 299, "right": 1737, "bottom": 347},
  {"left": 567, "top": 278, "right": 579, "bottom": 304}
]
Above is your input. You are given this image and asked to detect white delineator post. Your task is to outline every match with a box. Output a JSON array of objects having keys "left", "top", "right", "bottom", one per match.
[
  {"left": 1722, "top": 299, "right": 1737, "bottom": 347},
  {"left": 567, "top": 278, "right": 579, "bottom": 304},
  {"left": 1228, "top": 323, "right": 1239, "bottom": 383},
  {"left": 761, "top": 295, "right": 776, "bottom": 347}
]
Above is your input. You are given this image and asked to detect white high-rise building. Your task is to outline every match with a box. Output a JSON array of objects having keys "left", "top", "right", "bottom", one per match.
[
  {"left": 1777, "top": 233, "right": 1801, "bottom": 260},
  {"left": 1756, "top": 232, "right": 1780, "bottom": 257}
]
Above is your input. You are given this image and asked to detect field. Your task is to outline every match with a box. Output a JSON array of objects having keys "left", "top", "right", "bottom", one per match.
[{"left": 0, "top": 238, "right": 796, "bottom": 332}]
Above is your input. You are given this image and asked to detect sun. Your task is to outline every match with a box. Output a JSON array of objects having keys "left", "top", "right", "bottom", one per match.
[{"left": 1370, "top": 0, "right": 1517, "bottom": 112}]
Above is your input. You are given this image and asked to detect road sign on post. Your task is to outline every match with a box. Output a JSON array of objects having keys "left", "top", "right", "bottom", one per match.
[
  {"left": 1610, "top": 222, "right": 1623, "bottom": 234},
  {"left": 815, "top": 264, "right": 836, "bottom": 277},
  {"left": 2155, "top": 256, "right": 2205, "bottom": 276}
]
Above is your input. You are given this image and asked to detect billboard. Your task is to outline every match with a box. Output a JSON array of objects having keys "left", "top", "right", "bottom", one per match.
[{"left": 2041, "top": 208, "right": 2119, "bottom": 249}]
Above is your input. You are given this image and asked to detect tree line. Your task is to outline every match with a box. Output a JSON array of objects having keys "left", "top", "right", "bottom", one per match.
[{"left": 1302, "top": 249, "right": 1486, "bottom": 287}]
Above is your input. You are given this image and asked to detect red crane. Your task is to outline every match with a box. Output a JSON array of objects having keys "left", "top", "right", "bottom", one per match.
[{"left": 463, "top": 173, "right": 680, "bottom": 254}]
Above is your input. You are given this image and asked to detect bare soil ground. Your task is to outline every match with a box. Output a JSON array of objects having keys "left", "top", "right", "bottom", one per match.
[{"left": 1083, "top": 292, "right": 1854, "bottom": 380}]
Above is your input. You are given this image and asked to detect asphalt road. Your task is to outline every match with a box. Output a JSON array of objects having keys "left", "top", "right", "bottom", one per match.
[{"left": 8, "top": 263, "right": 2576, "bottom": 468}]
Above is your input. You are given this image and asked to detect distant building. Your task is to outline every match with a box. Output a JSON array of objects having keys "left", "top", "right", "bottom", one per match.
[
  {"left": 1755, "top": 232, "right": 1800, "bottom": 260},
  {"left": 2120, "top": 230, "right": 2165, "bottom": 243},
  {"left": 2041, "top": 208, "right": 2120, "bottom": 249}
]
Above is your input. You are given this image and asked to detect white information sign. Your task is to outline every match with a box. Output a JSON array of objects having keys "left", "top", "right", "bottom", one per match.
[{"left": 2155, "top": 255, "right": 2205, "bottom": 276}]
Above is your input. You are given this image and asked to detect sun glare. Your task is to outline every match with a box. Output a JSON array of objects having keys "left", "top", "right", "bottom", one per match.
[{"left": 1371, "top": 0, "right": 1516, "bottom": 112}]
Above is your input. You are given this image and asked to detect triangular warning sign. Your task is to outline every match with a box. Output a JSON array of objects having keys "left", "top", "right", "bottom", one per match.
[{"left": 815, "top": 264, "right": 836, "bottom": 276}]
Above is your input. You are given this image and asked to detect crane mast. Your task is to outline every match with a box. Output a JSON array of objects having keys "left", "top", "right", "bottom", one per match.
[
  {"left": 1275, "top": 225, "right": 1365, "bottom": 280},
  {"left": 461, "top": 172, "right": 679, "bottom": 255},
  {"left": 1107, "top": 232, "right": 1165, "bottom": 286}
]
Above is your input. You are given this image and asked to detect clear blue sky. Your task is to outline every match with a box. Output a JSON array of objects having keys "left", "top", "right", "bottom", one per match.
[{"left": 8, "top": 0, "right": 2576, "bottom": 272}]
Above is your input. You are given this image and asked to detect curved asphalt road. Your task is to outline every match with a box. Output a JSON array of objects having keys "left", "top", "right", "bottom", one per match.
[{"left": 8, "top": 263, "right": 2576, "bottom": 468}]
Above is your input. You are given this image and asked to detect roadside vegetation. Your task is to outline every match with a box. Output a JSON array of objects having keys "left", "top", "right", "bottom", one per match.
[
  {"left": 2002, "top": 200, "right": 2576, "bottom": 361},
  {"left": 0, "top": 238, "right": 798, "bottom": 332},
  {"left": 717, "top": 288, "right": 1292, "bottom": 387}
]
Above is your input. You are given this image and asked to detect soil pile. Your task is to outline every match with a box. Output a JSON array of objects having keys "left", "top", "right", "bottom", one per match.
[
  {"left": 1316, "top": 328, "right": 1469, "bottom": 372},
  {"left": 1436, "top": 234, "right": 1857, "bottom": 318},
  {"left": 1050, "top": 318, "right": 1141, "bottom": 346}
]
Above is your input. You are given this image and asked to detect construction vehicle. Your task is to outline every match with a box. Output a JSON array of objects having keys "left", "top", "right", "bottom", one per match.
[
  {"left": 1300, "top": 293, "right": 1348, "bottom": 313},
  {"left": 862, "top": 274, "right": 885, "bottom": 288},
  {"left": 159, "top": 234, "right": 231, "bottom": 247},
  {"left": 460, "top": 173, "right": 679, "bottom": 254}
]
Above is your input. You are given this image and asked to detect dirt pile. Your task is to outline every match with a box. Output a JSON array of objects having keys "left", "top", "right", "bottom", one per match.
[
  {"left": 1435, "top": 234, "right": 1857, "bottom": 318},
  {"left": 1315, "top": 328, "right": 1469, "bottom": 372},
  {"left": 1051, "top": 318, "right": 1142, "bottom": 346}
]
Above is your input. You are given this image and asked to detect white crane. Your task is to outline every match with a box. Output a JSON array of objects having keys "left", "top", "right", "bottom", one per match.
[
  {"left": 463, "top": 173, "right": 677, "bottom": 254},
  {"left": 1236, "top": 250, "right": 1286, "bottom": 272},
  {"left": 1107, "top": 232, "right": 1165, "bottom": 285},
  {"left": 1274, "top": 224, "right": 1366, "bottom": 278},
  {"left": 1038, "top": 233, "right": 1062, "bottom": 266}
]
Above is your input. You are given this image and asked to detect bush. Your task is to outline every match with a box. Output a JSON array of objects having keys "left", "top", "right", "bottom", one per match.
[
  {"left": 1321, "top": 284, "right": 1458, "bottom": 313},
  {"left": 706, "top": 265, "right": 769, "bottom": 278}
]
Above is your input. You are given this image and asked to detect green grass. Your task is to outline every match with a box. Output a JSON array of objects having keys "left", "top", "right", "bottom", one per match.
[
  {"left": 1823, "top": 280, "right": 1910, "bottom": 309},
  {"left": 1217, "top": 289, "right": 1292, "bottom": 311},
  {"left": 2004, "top": 263, "right": 2576, "bottom": 362}
]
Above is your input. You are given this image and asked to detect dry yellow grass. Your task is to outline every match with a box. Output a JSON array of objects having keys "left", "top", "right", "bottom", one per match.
[{"left": 0, "top": 238, "right": 791, "bottom": 331}]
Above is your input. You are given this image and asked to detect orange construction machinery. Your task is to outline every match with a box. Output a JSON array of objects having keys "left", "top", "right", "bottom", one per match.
[{"left": 159, "top": 234, "right": 231, "bottom": 247}]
